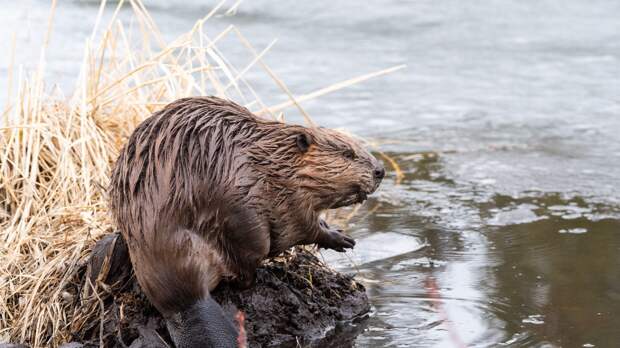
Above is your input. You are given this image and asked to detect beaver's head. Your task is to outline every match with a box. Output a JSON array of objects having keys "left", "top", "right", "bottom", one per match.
[{"left": 292, "top": 126, "right": 385, "bottom": 210}]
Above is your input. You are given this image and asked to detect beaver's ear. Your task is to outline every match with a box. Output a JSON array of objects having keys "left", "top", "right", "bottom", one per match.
[{"left": 296, "top": 132, "right": 312, "bottom": 153}]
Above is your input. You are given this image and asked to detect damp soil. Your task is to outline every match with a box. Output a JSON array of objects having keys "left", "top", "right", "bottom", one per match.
[{"left": 70, "top": 232, "right": 370, "bottom": 348}]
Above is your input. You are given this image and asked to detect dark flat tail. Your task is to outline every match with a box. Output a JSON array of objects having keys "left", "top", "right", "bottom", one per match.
[{"left": 166, "top": 297, "right": 240, "bottom": 348}]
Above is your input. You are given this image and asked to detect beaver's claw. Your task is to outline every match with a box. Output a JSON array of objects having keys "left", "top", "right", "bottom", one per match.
[{"left": 318, "top": 226, "right": 356, "bottom": 252}]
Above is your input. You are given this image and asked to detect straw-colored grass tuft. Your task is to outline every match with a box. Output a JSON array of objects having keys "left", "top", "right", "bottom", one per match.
[{"left": 0, "top": 1, "right": 402, "bottom": 346}]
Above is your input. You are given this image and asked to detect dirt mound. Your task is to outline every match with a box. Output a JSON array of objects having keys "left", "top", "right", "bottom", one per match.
[{"left": 69, "top": 233, "right": 369, "bottom": 347}]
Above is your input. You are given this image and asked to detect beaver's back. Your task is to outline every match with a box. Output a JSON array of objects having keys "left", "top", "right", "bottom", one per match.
[
  {"left": 110, "top": 97, "right": 262, "bottom": 233},
  {"left": 108, "top": 97, "right": 272, "bottom": 315}
]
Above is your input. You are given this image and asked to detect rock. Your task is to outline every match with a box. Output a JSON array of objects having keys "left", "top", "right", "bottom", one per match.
[{"left": 73, "top": 232, "right": 370, "bottom": 347}]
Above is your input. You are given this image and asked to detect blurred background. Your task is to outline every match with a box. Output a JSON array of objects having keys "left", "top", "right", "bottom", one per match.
[{"left": 1, "top": 1, "right": 619, "bottom": 347}]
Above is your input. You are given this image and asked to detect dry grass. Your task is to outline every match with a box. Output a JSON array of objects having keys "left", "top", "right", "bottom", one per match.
[{"left": 0, "top": 1, "right": 403, "bottom": 346}]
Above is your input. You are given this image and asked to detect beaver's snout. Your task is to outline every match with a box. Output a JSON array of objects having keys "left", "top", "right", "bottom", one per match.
[
  {"left": 373, "top": 165, "right": 385, "bottom": 180},
  {"left": 368, "top": 163, "right": 385, "bottom": 194},
  {"left": 355, "top": 164, "right": 384, "bottom": 204}
]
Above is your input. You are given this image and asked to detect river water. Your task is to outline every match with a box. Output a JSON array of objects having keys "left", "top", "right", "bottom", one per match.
[{"left": 2, "top": 1, "right": 620, "bottom": 347}]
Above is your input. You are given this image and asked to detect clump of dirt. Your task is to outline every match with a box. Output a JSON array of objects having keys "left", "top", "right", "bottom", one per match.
[{"left": 67, "top": 232, "right": 369, "bottom": 347}]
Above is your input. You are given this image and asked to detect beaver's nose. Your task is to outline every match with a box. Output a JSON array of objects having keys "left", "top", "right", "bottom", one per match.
[{"left": 373, "top": 166, "right": 385, "bottom": 179}]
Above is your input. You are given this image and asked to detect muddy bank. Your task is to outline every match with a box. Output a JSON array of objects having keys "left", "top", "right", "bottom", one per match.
[{"left": 66, "top": 232, "right": 369, "bottom": 347}]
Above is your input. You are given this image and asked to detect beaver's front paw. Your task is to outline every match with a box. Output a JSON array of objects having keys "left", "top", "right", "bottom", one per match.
[{"left": 318, "top": 228, "right": 356, "bottom": 252}]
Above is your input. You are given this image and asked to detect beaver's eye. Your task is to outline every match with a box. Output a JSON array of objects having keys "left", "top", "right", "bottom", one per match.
[{"left": 343, "top": 149, "right": 356, "bottom": 160}]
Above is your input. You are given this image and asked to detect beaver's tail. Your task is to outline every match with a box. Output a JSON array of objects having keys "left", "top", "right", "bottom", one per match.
[
  {"left": 128, "top": 228, "right": 241, "bottom": 348},
  {"left": 166, "top": 296, "right": 240, "bottom": 348}
]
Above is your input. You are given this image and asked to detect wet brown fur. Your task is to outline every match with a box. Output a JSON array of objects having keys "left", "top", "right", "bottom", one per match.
[{"left": 108, "top": 97, "right": 382, "bottom": 317}]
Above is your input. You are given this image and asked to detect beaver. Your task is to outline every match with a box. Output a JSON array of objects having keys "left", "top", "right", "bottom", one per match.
[{"left": 108, "top": 97, "right": 385, "bottom": 347}]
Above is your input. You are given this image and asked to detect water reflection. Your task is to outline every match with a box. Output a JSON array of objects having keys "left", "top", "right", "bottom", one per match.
[{"left": 324, "top": 152, "right": 620, "bottom": 347}]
